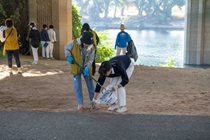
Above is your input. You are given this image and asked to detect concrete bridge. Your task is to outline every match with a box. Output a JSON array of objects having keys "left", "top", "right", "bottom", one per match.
[{"left": 29, "top": 0, "right": 210, "bottom": 66}]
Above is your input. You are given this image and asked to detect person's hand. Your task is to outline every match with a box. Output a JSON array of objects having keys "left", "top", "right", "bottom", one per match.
[
  {"left": 67, "top": 56, "right": 74, "bottom": 64},
  {"left": 83, "top": 67, "right": 89, "bottom": 76},
  {"left": 111, "top": 85, "right": 118, "bottom": 91}
]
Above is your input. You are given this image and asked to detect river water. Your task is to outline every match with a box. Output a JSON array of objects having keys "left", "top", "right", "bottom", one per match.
[{"left": 98, "top": 29, "right": 184, "bottom": 67}]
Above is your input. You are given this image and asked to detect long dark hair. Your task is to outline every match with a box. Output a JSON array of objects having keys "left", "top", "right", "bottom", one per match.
[
  {"left": 81, "top": 23, "right": 91, "bottom": 35},
  {"left": 5, "top": 19, "right": 13, "bottom": 27},
  {"left": 98, "top": 61, "right": 112, "bottom": 76}
]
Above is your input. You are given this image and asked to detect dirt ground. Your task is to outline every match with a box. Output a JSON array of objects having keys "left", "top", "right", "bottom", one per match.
[{"left": 0, "top": 55, "right": 210, "bottom": 116}]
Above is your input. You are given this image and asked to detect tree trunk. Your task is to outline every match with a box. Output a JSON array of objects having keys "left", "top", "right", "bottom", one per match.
[
  {"left": 93, "top": 0, "right": 101, "bottom": 20},
  {"left": 114, "top": 5, "right": 117, "bottom": 18},
  {"left": 104, "top": 1, "right": 110, "bottom": 19},
  {"left": 121, "top": 7, "right": 124, "bottom": 16}
]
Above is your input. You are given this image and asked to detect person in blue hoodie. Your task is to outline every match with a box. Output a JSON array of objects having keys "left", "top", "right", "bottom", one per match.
[
  {"left": 115, "top": 24, "right": 131, "bottom": 55},
  {"left": 40, "top": 24, "right": 50, "bottom": 59}
]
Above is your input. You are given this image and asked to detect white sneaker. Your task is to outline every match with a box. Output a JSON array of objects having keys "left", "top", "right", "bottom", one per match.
[
  {"left": 32, "top": 61, "right": 38, "bottom": 65},
  {"left": 77, "top": 104, "right": 84, "bottom": 111},
  {"left": 17, "top": 68, "right": 22, "bottom": 74},
  {"left": 90, "top": 98, "right": 99, "bottom": 110},
  {"left": 108, "top": 104, "right": 118, "bottom": 111},
  {"left": 116, "top": 106, "right": 127, "bottom": 113},
  {"left": 8, "top": 68, "right": 13, "bottom": 76}
]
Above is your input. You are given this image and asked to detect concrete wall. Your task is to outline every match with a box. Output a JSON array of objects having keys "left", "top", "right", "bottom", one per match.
[
  {"left": 185, "top": 0, "right": 210, "bottom": 65},
  {"left": 203, "top": 0, "right": 210, "bottom": 64},
  {"left": 29, "top": 0, "right": 72, "bottom": 60}
]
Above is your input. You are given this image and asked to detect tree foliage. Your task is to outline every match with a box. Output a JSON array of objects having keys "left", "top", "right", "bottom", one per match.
[
  {"left": 95, "top": 46, "right": 115, "bottom": 63},
  {"left": 95, "top": 31, "right": 115, "bottom": 63},
  {"left": 135, "top": 0, "right": 185, "bottom": 24},
  {"left": 0, "top": 0, "right": 28, "bottom": 58},
  {"left": 73, "top": 0, "right": 185, "bottom": 24},
  {"left": 72, "top": 4, "right": 82, "bottom": 39},
  {"left": 0, "top": 0, "right": 28, "bottom": 28}
]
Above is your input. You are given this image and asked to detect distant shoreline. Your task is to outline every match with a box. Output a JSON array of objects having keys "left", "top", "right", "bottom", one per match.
[{"left": 91, "top": 24, "right": 184, "bottom": 31}]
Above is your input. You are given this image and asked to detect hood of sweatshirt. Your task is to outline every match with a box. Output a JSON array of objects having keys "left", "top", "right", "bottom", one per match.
[{"left": 32, "top": 27, "right": 38, "bottom": 30}]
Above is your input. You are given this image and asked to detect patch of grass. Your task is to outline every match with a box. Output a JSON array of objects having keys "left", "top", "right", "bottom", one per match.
[{"left": 160, "top": 57, "right": 177, "bottom": 68}]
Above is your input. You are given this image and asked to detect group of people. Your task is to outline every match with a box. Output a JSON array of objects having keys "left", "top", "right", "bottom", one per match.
[
  {"left": 1, "top": 19, "right": 57, "bottom": 75},
  {"left": 2, "top": 18, "right": 133, "bottom": 113},
  {"left": 29, "top": 21, "right": 57, "bottom": 65},
  {"left": 65, "top": 23, "right": 134, "bottom": 113}
]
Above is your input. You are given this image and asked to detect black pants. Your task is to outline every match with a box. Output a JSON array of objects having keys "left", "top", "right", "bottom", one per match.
[
  {"left": 6, "top": 49, "right": 21, "bottom": 68},
  {"left": 92, "top": 60, "right": 96, "bottom": 75}
]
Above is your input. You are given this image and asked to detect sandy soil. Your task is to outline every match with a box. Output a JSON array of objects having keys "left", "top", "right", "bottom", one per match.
[{"left": 0, "top": 55, "right": 210, "bottom": 116}]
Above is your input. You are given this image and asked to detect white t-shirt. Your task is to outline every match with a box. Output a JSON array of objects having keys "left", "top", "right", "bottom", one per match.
[
  {"left": 47, "top": 29, "right": 57, "bottom": 42},
  {"left": 0, "top": 26, "right": 7, "bottom": 42}
]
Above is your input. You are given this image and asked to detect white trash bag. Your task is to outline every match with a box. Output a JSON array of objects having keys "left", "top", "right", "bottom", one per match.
[{"left": 95, "top": 85, "right": 118, "bottom": 106}]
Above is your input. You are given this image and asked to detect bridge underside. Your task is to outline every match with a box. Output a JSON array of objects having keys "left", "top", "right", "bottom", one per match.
[{"left": 29, "top": 0, "right": 210, "bottom": 65}]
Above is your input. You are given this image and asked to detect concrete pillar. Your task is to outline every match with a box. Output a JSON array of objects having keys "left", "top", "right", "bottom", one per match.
[
  {"left": 185, "top": 0, "right": 210, "bottom": 65},
  {"left": 28, "top": 1, "right": 38, "bottom": 24},
  {"left": 203, "top": 0, "right": 210, "bottom": 64},
  {"left": 52, "top": 0, "right": 72, "bottom": 60},
  {"left": 28, "top": 0, "right": 72, "bottom": 60}
]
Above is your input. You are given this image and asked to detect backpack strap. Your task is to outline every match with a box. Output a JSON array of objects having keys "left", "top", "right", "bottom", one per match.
[{"left": 4, "top": 28, "right": 13, "bottom": 42}]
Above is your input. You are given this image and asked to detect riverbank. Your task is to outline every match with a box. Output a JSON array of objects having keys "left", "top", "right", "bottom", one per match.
[
  {"left": 88, "top": 19, "right": 185, "bottom": 30},
  {"left": 92, "top": 23, "right": 184, "bottom": 30},
  {"left": 0, "top": 55, "right": 210, "bottom": 116}
]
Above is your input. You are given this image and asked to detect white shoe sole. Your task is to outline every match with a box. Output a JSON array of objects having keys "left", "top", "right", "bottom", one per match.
[
  {"left": 116, "top": 108, "right": 127, "bottom": 113},
  {"left": 108, "top": 106, "right": 118, "bottom": 111}
]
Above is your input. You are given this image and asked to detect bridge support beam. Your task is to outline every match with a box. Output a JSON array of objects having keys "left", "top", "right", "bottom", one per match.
[{"left": 185, "top": 0, "right": 210, "bottom": 65}]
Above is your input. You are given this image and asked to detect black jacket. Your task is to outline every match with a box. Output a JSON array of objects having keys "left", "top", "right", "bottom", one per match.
[
  {"left": 29, "top": 29, "right": 40, "bottom": 48},
  {"left": 95, "top": 55, "right": 131, "bottom": 92}
]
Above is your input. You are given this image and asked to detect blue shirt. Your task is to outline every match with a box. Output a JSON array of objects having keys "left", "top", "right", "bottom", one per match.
[
  {"left": 115, "top": 31, "right": 131, "bottom": 49},
  {"left": 40, "top": 29, "right": 50, "bottom": 41}
]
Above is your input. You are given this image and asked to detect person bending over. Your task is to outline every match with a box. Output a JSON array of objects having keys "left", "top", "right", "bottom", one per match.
[{"left": 94, "top": 55, "right": 134, "bottom": 113}]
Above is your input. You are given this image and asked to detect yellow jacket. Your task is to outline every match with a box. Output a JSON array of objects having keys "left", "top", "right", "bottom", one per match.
[
  {"left": 4, "top": 27, "right": 19, "bottom": 50},
  {"left": 70, "top": 40, "right": 94, "bottom": 77}
]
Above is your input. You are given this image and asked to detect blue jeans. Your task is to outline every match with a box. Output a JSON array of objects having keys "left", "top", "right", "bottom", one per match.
[
  {"left": 72, "top": 74, "right": 95, "bottom": 105},
  {"left": 6, "top": 50, "right": 21, "bottom": 68}
]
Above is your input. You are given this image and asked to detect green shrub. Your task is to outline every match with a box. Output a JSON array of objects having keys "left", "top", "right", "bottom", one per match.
[
  {"left": 72, "top": 4, "right": 82, "bottom": 39},
  {"left": 95, "top": 46, "right": 115, "bottom": 63},
  {"left": 160, "top": 57, "right": 176, "bottom": 68},
  {"left": 95, "top": 30, "right": 115, "bottom": 63}
]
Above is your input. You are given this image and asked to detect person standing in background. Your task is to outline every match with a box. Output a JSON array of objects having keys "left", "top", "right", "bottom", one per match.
[
  {"left": 115, "top": 24, "right": 131, "bottom": 55},
  {"left": 47, "top": 25, "right": 57, "bottom": 59},
  {"left": 40, "top": 24, "right": 50, "bottom": 59},
  {"left": 81, "top": 23, "right": 99, "bottom": 75},
  {"left": 0, "top": 24, "right": 7, "bottom": 42},
  {"left": 29, "top": 21, "right": 40, "bottom": 64},
  {"left": 3, "top": 19, "right": 21, "bottom": 75}
]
